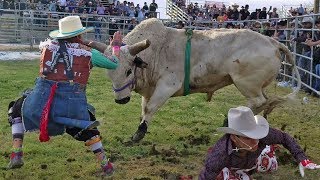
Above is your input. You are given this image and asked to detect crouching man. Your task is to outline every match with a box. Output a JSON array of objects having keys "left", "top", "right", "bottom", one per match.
[{"left": 199, "top": 106, "right": 320, "bottom": 179}]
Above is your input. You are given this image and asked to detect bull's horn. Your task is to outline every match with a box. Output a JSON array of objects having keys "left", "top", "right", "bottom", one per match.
[{"left": 128, "top": 39, "right": 151, "bottom": 56}]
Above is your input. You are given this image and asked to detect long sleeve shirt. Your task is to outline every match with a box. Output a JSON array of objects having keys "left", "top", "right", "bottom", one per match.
[{"left": 199, "top": 128, "right": 308, "bottom": 180}]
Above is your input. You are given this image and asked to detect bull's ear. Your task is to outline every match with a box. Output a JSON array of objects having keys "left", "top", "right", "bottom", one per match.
[
  {"left": 129, "top": 39, "right": 150, "bottom": 56},
  {"left": 133, "top": 56, "right": 148, "bottom": 68}
]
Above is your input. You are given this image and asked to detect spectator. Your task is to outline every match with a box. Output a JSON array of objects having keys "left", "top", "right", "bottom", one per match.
[
  {"left": 229, "top": 4, "right": 240, "bottom": 21},
  {"left": 272, "top": 20, "right": 287, "bottom": 41},
  {"left": 305, "top": 19, "right": 320, "bottom": 95},
  {"left": 97, "top": 3, "right": 106, "bottom": 15},
  {"left": 293, "top": 16, "right": 313, "bottom": 92},
  {"left": 128, "top": 17, "right": 137, "bottom": 31},
  {"left": 127, "top": 5, "right": 135, "bottom": 17},
  {"left": 259, "top": 6, "right": 268, "bottom": 19},
  {"left": 216, "top": 12, "right": 226, "bottom": 23},
  {"left": 250, "top": 9, "right": 259, "bottom": 20},
  {"left": 86, "top": 1, "right": 95, "bottom": 14},
  {"left": 239, "top": 4, "right": 250, "bottom": 20},
  {"left": 94, "top": 16, "right": 102, "bottom": 41},
  {"left": 149, "top": 0, "right": 158, "bottom": 18},
  {"left": 260, "top": 21, "right": 274, "bottom": 37},
  {"left": 176, "top": 20, "right": 184, "bottom": 29},
  {"left": 298, "top": 4, "right": 305, "bottom": 15},
  {"left": 59, "top": 0, "right": 67, "bottom": 10},
  {"left": 109, "top": 18, "right": 119, "bottom": 38},
  {"left": 143, "top": 2, "right": 148, "bottom": 11},
  {"left": 268, "top": 7, "right": 279, "bottom": 19},
  {"left": 48, "top": 0, "right": 57, "bottom": 12},
  {"left": 137, "top": 8, "right": 145, "bottom": 22}
]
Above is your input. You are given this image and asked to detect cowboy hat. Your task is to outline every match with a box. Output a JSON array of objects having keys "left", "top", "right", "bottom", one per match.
[
  {"left": 217, "top": 106, "right": 269, "bottom": 139},
  {"left": 232, "top": 4, "right": 239, "bottom": 8},
  {"left": 302, "top": 17, "right": 313, "bottom": 24},
  {"left": 49, "top": 16, "right": 93, "bottom": 39}
]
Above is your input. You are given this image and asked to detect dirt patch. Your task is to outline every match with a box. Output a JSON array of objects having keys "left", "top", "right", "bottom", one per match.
[
  {"left": 178, "top": 134, "right": 211, "bottom": 146},
  {"left": 0, "top": 44, "right": 38, "bottom": 51}
]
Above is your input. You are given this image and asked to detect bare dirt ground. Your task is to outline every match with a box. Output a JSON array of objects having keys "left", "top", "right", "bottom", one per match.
[
  {"left": 0, "top": 44, "right": 40, "bottom": 60},
  {"left": 0, "top": 44, "right": 38, "bottom": 51}
]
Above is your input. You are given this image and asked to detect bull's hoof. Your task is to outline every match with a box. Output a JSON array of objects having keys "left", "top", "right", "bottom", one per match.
[{"left": 131, "top": 121, "right": 148, "bottom": 142}]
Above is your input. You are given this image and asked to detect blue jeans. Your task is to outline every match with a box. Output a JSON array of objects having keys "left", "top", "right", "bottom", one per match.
[
  {"left": 22, "top": 78, "right": 90, "bottom": 136},
  {"left": 297, "top": 51, "right": 311, "bottom": 89},
  {"left": 95, "top": 28, "right": 101, "bottom": 41}
]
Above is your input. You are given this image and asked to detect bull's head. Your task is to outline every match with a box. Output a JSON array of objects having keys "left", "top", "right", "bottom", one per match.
[{"left": 107, "top": 39, "right": 150, "bottom": 104}]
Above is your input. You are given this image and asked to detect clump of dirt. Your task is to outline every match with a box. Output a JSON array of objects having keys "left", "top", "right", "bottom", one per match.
[
  {"left": 156, "top": 169, "right": 193, "bottom": 180},
  {"left": 149, "top": 145, "right": 181, "bottom": 164},
  {"left": 149, "top": 144, "right": 160, "bottom": 155},
  {"left": 40, "top": 164, "right": 47, "bottom": 169},
  {"left": 109, "top": 151, "right": 125, "bottom": 162},
  {"left": 158, "top": 169, "right": 181, "bottom": 179},
  {"left": 179, "top": 134, "right": 211, "bottom": 146},
  {"left": 180, "top": 148, "right": 197, "bottom": 156},
  {"left": 66, "top": 158, "right": 76, "bottom": 162},
  {"left": 133, "top": 178, "right": 151, "bottom": 180},
  {"left": 161, "top": 147, "right": 179, "bottom": 157},
  {"left": 162, "top": 156, "right": 180, "bottom": 164}
]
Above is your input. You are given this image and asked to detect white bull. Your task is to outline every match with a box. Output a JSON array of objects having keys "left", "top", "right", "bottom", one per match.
[{"left": 94, "top": 18, "right": 301, "bottom": 142}]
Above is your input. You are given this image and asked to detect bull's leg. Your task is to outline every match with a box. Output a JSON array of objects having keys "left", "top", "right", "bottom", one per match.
[
  {"left": 206, "top": 92, "right": 214, "bottom": 102},
  {"left": 233, "top": 77, "right": 267, "bottom": 115},
  {"left": 131, "top": 74, "right": 183, "bottom": 142},
  {"left": 141, "top": 96, "right": 149, "bottom": 117}
]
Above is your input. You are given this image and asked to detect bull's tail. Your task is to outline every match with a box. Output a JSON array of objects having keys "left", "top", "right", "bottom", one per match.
[{"left": 276, "top": 41, "right": 301, "bottom": 99}]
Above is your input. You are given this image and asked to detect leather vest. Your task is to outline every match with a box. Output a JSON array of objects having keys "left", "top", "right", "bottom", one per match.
[{"left": 39, "top": 40, "right": 92, "bottom": 85}]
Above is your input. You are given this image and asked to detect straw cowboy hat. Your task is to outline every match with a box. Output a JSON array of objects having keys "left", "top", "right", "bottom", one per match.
[
  {"left": 217, "top": 106, "right": 269, "bottom": 139},
  {"left": 232, "top": 4, "right": 239, "bottom": 8},
  {"left": 49, "top": 16, "right": 93, "bottom": 39}
]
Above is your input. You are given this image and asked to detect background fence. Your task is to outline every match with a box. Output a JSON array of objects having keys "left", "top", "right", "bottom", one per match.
[{"left": 0, "top": 9, "right": 319, "bottom": 96}]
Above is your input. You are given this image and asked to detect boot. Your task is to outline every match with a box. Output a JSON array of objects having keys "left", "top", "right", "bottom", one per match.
[
  {"left": 101, "top": 161, "right": 114, "bottom": 176},
  {"left": 7, "top": 151, "right": 24, "bottom": 169}
]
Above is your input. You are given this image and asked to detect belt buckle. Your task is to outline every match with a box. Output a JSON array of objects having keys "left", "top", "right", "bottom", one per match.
[{"left": 69, "top": 80, "right": 74, "bottom": 86}]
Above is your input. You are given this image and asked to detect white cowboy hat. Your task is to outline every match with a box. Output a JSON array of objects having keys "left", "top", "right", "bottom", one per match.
[
  {"left": 302, "top": 17, "right": 313, "bottom": 23},
  {"left": 217, "top": 106, "right": 269, "bottom": 139},
  {"left": 49, "top": 16, "right": 93, "bottom": 39}
]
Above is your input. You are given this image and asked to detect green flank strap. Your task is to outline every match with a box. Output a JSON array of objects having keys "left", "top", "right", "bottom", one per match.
[{"left": 184, "top": 29, "right": 193, "bottom": 96}]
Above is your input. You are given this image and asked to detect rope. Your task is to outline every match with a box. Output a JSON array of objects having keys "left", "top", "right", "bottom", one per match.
[{"left": 184, "top": 29, "right": 193, "bottom": 96}]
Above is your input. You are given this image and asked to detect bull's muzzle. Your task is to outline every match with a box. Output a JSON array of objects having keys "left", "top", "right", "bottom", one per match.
[{"left": 115, "top": 96, "right": 131, "bottom": 104}]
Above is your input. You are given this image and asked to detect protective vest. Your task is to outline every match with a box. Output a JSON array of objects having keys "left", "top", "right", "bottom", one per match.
[{"left": 39, "top": 40, "right": 93, "bottom": 85}]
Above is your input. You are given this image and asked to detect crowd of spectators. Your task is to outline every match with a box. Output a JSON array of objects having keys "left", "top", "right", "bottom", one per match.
[
  {"left": 172, "top": 1, "right": 312, "bottom": 22},
  {"left": 1, "top": 0, "right": 159, "bottom": 20}
]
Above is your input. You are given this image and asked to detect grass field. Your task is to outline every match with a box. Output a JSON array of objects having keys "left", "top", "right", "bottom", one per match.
[{"left": 0, "top": 60, "right": 320, "bottom": 179}]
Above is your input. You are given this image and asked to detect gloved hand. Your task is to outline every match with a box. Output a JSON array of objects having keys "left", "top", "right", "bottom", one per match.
[{"left": 299, "top": 159, "right": 320, "bottom": 177}]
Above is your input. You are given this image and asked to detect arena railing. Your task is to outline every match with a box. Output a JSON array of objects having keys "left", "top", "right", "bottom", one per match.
[
  {"left": 0, "top": 9, "right": 142, "bottom": 44},
  {"left": 0, "top": 8, "right": 319, "bottom": 96}
]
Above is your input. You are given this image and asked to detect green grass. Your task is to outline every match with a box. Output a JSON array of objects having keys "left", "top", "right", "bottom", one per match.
[{"left": 0, "top": 60, "right": 320, "bottom": 179}]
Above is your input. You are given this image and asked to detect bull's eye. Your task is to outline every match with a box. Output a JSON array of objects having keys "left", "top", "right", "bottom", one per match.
[{"left": 126, "top": 69, "right": 132, "bottom": 77}]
